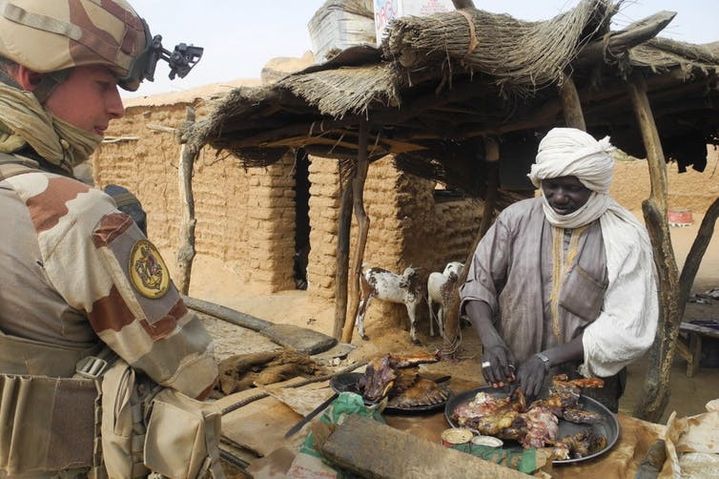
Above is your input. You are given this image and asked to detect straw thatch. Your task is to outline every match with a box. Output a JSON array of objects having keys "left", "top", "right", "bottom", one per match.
[
  {"left": 384, "top": 0, "right": 613, "bottom": 95},
  {"left": 186, "top": 0, "right": 719, "bottom": 189},
  {"left": 629, "top": 38, "right": 719, "bottom": 74},
  {"left": 277, "top": 63, "right": 399, "bottom": 118}
]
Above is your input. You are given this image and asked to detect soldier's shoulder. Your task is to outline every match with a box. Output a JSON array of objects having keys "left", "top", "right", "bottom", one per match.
[{"left": 12, "top": 172, "right": 118, "bottom": 235}]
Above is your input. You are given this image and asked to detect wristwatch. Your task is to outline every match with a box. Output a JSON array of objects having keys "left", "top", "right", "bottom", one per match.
[{"left": 535, "top": 352, "right": 551, "bottom": 371}]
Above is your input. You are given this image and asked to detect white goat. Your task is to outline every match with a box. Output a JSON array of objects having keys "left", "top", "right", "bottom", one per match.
[
  {"left": 427, "top": 262, "right": 464, "bottom": 339},
  {"left": 355, "top": 266, "right": 422, "bottom": 342}
]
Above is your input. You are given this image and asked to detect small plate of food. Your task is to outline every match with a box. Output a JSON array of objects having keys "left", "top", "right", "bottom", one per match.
[{"left": 330, "top": 352, "right": 451, "bottom": 414}]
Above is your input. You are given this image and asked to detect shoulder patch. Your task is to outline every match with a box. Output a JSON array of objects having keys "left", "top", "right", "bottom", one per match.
[{"left": 129, "top": 239, "right": 170, "bottom": 299}]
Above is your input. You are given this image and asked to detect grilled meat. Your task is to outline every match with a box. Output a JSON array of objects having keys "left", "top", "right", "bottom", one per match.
[
  {"left": 452, "top": 389, "right": 526, "bottom": 436},
  {"left": 452, "top": 375, "right": 607, "bottom": 451},
  {"left": 518, "top": 406, "right": 559, "bottom": 448},
  {"left": 390, "top": 367, "right": 419, "bottom": 396},
  {"left": 554, "top": 430, "right": 608, "bottom": 459},
  {"left": 561, "top": 407, "right": 603, "bottom": 424},
  {"left": 387, "top": 351, "right": 440, "bottom": 368},
  {"left": 358, "top": 352, "right": 443, "bottom": 406},
  {"left": 359, "top": 355, "right": 397, "bottom": 402},
  {"left": 387, "top": 378, "right": 448, "bottom": 408},
  {"left": 552, "top": 374, "right": 604, "bottom": 389}
]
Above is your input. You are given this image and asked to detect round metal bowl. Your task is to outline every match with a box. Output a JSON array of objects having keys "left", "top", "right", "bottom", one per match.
[{"left": 444, "top": 386, "right": 620, "bottom": 465}]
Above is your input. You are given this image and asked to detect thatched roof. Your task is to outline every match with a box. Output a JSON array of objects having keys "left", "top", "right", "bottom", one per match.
[{"left": 187, "top": 0, "right": 719, "bottom": 194}]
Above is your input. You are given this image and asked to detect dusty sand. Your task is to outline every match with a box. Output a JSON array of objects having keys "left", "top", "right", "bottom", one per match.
[{"left": 190, "top": 210, "right": 719, "bottom": 422}]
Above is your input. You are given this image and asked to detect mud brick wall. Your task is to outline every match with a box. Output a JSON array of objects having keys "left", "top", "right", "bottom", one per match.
[
  {"left": 242, "top": 155, "right": 297, "bottom": 291},
  {"left": 92, "top": 100, "right": 295, "bottom": 293},
  {"left": 306, "top": 156, "right": 341, "bottom": 299},
  {"left": 306, "top": 155, "right": 484, "bottom": 339}
]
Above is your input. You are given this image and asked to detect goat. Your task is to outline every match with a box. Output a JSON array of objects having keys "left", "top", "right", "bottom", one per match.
[
  {"left": 427, "top": 262, "right": 464, "bottom": 339},
  {"left": 355, "top": 266, "right": 422, "bottom": 342}
]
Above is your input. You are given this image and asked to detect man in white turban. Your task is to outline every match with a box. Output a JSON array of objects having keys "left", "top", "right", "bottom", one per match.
[{"left": 459, "top": 127, "right": 658, "bottom": 411}]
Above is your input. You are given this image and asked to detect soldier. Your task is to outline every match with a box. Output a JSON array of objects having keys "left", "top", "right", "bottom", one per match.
[{"left": 0, "top": 1, "right": 220, "bottom": 477}]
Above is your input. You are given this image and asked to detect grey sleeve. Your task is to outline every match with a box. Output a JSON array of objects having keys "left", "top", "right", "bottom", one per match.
[{"left": 458, "top": 218, "right": 511, "bottom": 319}]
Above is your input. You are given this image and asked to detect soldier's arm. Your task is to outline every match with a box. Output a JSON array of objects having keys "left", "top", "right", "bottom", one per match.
[{"left": 32, "top": 179, "right": 217, "bottom": 398}]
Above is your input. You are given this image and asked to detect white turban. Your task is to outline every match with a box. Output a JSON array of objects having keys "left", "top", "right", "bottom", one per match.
[
  {"left": 527, "top": 128, "right": 658, "bottom": 379},
  {"left": 528, "top": 127, "right": 615, "bottom": 193}
]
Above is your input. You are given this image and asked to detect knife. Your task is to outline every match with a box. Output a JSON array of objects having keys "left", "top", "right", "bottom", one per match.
[{"left": 284, "top": 392, "right": 339, "bottom": 439}]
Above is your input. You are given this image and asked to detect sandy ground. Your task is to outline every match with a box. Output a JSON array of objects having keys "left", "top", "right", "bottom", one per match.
[{"left": 191, "top": 211, "right": 719, "bottom": 423}]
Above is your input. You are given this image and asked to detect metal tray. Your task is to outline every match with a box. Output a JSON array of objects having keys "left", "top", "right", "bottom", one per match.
[
  {"left": 330, "top": 372, "right": 449, "bottom": 414},
  {"left": 444, "top": 386, "right": 620, "bottom": 465}
]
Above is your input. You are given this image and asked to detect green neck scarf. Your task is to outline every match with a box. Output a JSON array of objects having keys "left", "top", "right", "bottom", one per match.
[{"left": 0, "top": 83, "right": 102, "bottom": 173}]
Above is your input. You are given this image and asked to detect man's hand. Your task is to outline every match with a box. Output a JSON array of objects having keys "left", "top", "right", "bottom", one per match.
[
  {"left": 516, "top": 354, "right": 549, "bottom": 399},
  {"left": 481, "top": 342, "right": 516, "bottom": 388}
]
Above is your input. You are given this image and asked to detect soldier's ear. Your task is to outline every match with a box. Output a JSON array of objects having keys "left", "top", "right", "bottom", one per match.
[{"left": 13, "top": 65, "right": 44, "bottom": 91}]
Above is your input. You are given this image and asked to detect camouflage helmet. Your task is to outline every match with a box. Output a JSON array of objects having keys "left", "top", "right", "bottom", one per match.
[{"left": 0, "top": 0, "right": 152, "bottom": 91}]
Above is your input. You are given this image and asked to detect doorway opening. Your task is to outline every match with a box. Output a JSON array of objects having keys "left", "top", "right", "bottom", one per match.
[{"left": 293, "top": 149, "right": 311, "bottom": 290}]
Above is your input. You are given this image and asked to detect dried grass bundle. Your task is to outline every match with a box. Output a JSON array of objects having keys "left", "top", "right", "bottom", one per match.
[
  {"left": 278, "top": 64, "right": 399, "bottom": 118},
  {"left": 629, "top": 37, "right": 719, "bottom": 74},
  {"left": 383, "top": 0, "right": 614, "bottom": 95}
]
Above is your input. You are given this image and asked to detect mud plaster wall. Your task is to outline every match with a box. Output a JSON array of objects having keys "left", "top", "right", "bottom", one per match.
[
  {"left": 306, "top": 155, "right": 484, "bottom": 339},
  {"left": 91, "top": 102, "right": 295, "bottom": 293},
  {"left": 92, "top": 97, "right": 718, "bottom": 321},
  {"left": 610, "top": 147, "right": 719, "bottom": 213}
]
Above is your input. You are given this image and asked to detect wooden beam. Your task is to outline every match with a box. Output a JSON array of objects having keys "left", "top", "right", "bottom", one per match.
[
  {"left": 559, "top": 73, "right": 586, "bottom": 131},
  {"left": 176, "top": 107, "right": 198, "bottom": 295},
  {"left": 573, "top": 11, "right": 677, "bottom": 68},
  {"left": 333, "top": 178, "right": 353, "bottom": 339},
  {"left": 318, "top": 415, "right": 529, "bottom": 479},
  {"left": 342, "top": 120, "right": 371, "bottom": 343},
  {"left": 627, "top": 74, "right": 681, "bottom": 423}
]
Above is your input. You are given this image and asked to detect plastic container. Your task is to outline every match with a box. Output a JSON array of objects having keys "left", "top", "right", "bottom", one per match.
[{"left": 668, "top": 208, "right": 694, "bottom": 227}]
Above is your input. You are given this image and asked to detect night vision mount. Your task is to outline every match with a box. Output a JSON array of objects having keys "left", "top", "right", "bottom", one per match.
[{"left": 145, "top": 35, "right": 203, "bottom": 81}]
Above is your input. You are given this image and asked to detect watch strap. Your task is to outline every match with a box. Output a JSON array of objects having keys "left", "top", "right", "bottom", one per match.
[{"left": 535, "top": 352, "right": 551, "bottom": 370}]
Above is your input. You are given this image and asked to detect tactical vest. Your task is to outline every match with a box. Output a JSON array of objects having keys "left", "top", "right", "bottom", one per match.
[
  {"left": 0, "top": 154, "right": 224, "bottom": 479},
  {"left": 0, "top": 153, "right": 112, "bottom": 477}
]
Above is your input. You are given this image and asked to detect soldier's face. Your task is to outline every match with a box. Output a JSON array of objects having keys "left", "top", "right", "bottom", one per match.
[
  {"left": 44, "top": 65, "right": 125, "bottom": 136},
  {"left": 541, "top": 176, "right": 592, "bottom": 215}
]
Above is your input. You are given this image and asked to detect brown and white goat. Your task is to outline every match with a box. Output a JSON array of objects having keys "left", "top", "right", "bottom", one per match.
[
  {"left": 427, "top": 262, "right": 464, "bottom": 339},
  {"left": 355, "top": 266, "right": 421, "bottom": 342}
]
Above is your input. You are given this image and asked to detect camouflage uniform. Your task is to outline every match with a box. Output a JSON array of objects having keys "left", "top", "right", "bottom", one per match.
[
  {"left": 0, "top": 1, "right": 219, "bottom": 477},
  {"left": 0, "top": 164, "right": 217, "bottom": 395}
]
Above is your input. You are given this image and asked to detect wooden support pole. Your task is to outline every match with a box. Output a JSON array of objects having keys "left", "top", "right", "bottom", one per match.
[
  {"left": 333, "top": 177, "right": 354, "bottom": 339},
  {"left": 341, "top": 121, "right": 371, "bottom": 343},
  {"left": 627, "top": 74, "right": 681, "bottom": 422},
  {"left": 176, "top": 107, "right": 198, "bottom": 296},
  {"left": 678, "top": 197, "right": 719, "bottom": 309},
  {"left": 559, "top": 73, "right": 586, "bottom": 131},
  {"left": 442, "top": 138, "right": 500, "bottom": 352}
]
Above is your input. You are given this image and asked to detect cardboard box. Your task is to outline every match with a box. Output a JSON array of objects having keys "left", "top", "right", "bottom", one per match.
[{"left": 374, "top": 0, "right": 455, "bottom": 45}]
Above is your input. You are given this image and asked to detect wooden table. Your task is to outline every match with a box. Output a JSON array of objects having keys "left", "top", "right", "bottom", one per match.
[{"left": 675, "top": 320, "right": 719, "bottom": 377}]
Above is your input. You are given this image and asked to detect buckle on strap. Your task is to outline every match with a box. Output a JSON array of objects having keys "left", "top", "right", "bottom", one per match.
[{"left": 76, "top": 356, "right": 110, "bottom": 379}]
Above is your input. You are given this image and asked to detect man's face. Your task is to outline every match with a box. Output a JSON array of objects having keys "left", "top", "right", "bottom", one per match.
[
  {"left": 44, "top": 65, "right": 124, "bottom": 135},
  {"left": 541, "top": 175, "right": 592, "bottom": 215}
]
